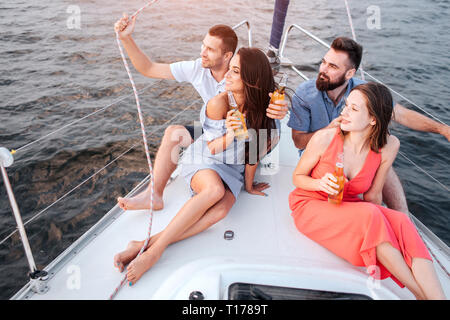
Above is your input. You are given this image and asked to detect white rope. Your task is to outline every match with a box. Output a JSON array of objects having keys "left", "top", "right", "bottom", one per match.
[
  {"left": 344, "top": 0, "right": 365, "bottom": 80},
  {"left": 109, "top": 0, "right": 161, "bottom": 300}
]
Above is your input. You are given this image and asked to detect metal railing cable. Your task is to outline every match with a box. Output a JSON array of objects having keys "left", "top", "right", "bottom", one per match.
[
  {"left": 0, "top": 98, "right": 200, "bottom": 247},
  {"left": 397, "top": 151, "right": 449, "bottom": 192},
  {"left": 361, "top": 71, "right": 446, "bottom": 125},
  {"left": 279, "top": 24, "right": 448, "bottom": 126},
  {"left": 12, "top": 81, "right": 161, "bottom": 154}
]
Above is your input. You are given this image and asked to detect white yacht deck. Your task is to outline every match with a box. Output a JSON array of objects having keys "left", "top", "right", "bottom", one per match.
[{"left": 12, "top": 117, "right": 450, "bottom": 300}]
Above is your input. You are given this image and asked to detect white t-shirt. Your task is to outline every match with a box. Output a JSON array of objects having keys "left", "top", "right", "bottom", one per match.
[
  {"left": 170, "top": 58, "right": 226, "bottom": 123},
  {"left": 170, "top": 58, "right": 281, "bottom": 134},
  {"left": 170, "top": 58, "right": 226, "bottom": 98}
]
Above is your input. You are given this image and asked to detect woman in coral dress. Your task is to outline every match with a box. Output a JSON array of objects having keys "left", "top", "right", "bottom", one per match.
[{"left": 289, "top": 82, "right": 445, "bottom": 300}]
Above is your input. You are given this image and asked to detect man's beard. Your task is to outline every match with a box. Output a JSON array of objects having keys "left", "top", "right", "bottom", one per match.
[{"left": 316, "top": 72, "right": 346, "bottom": 91}]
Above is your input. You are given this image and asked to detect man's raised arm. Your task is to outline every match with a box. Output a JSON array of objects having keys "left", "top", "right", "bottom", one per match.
[
  {"left": 114, "top": 13, "right": 174, "bottom": 80},
  {"left": 393, "top": 104, "right": 450, "bottom": 142}
]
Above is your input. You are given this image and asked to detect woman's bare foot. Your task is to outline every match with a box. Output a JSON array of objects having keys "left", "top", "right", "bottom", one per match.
[
  {"left": 126, "top": 248, "right": 163, "bottom": 285},
  {"left": 117, "top": 190, "right": 164, "bottom": 211},
  {"left": 113, "top": 240, "right": 145, "bottom": 272}
]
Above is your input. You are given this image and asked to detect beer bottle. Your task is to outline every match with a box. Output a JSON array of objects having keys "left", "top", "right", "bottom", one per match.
[
  {"left": 328, "top": 152, "right": 345, "bottom": 205},
  {"left": 228, "top": 91, "right": 249, "bottom": 140}
]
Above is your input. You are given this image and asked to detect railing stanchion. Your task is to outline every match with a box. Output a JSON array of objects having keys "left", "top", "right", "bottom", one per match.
[
  {"left": 278, "top": 23, "right": 446, "bottom": 125},
  {"left": 0, "top": 147, "right": 49, "bottom": 294},
  {"left": 232, "top": 20, "right": 252, "bottom": 47}
]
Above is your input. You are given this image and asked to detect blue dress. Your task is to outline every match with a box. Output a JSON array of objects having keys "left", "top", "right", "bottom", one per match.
[{"left": 179, "top": 103, "right": 246, "bottom": 200}]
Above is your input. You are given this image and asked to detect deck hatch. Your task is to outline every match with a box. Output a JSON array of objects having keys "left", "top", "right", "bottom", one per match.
[{"left": 228, "top": 283, "right": 372, "bottom": 300}]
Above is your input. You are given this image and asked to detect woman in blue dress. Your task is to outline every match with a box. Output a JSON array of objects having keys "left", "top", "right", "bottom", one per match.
[{"left": 114, "top": 47, "right": 279, "bottom": 285}]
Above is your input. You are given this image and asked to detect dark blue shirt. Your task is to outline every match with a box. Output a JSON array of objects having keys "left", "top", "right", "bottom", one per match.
[{"left": 287, "top": 78, "right": 367, "bottom": 155}]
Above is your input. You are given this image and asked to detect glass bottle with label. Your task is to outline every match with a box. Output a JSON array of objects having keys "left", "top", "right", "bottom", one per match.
[
  {"left": 328, "top": 152, "right": 345, "bottom": 205},
  {"left": 228, "top": 91, "right": 249, "bottom": 140}
]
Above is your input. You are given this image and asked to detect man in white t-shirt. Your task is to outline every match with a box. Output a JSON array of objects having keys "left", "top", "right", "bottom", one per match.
[{"left": 113, "top": 14, "right": 288, "bottom": 212}]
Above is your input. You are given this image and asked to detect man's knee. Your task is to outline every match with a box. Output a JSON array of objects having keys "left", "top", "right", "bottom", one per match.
[{"left": 164, "top": 125, "right": 191, "bottom": 145}]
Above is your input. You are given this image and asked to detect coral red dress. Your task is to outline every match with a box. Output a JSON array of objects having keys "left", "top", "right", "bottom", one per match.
[{"left": 288, "top": 128, "right": 431, "bottom": 287}]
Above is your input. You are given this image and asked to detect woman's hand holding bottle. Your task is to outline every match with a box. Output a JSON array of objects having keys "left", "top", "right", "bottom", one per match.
[
  {"left": 316, "top": 173, "right": 340, "bottom": 195},
  {"left": 225, "top": 109, "right": 242, "bottom": 138}
]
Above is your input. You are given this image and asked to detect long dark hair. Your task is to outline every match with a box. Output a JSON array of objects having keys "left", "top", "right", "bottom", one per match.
[
  {"left": 350, "top": 82, "right": 393, "bottom": 152},
  {"left": 237, "top": 47, "right": 276, "bottom": 164}
]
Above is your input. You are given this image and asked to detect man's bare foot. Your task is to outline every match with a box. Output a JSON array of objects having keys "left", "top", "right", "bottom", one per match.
[
  {"left": 113, "top": 240, "right": 145, "bottom": 272},
  {"left": 126, "top": 248, "right": 163, "bottom": 285},
  {"left": 117, "top": 190, "right": 164, "bottom": 211}
]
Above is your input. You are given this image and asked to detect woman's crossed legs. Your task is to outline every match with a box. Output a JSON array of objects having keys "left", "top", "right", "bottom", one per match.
[{"left": 114, "top": 169, "right": 236, "bottom": 285}]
